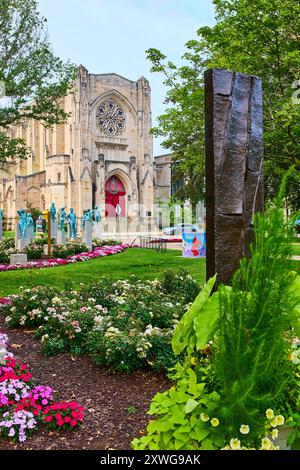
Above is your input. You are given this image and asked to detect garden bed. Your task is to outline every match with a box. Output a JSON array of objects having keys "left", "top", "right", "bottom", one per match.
[
  {"left": 0, "top": 245, "right": 128, "bottom": 273},
  {"left": 0, "top": 317, "right": 170, "bottom": 450}
]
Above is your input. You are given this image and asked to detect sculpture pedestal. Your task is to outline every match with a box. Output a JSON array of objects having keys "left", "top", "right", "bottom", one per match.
[
  {"left": 50, "top": 221, "right": 57, "bottom": 239},
  {"left": 57, "top": 229, "right": 66, "bottom": 245},
  {"left": 93, "top": 221, "right": 102, "bottom": 239},
  {"left": 15, "top": 225, "right": 30, "bottom": 251},
  {"left": 10, "top": 254, "right": 27, "bottom": 265},
  {"left": 82, "top": 221, "right": 93, "bottom": 250}
]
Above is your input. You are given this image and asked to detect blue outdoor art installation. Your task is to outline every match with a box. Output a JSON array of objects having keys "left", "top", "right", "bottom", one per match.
[
  {"left": 68, "top": 208, "right": 77, "bottom": 239},
  {"left": 26, "top": 213, "right": 34, "bottom": 239},
  {"left": 59, "top": 207, "right": 66, "bottom": 231},
  {"left": 93, "top": 206, "right": 101, "bottom": 223},
  {"left": 17, "top": 209, "right": 27, "bottom": 239},
  {"left": 50, "top": 202, "right": 56, "bottom": 222},
  {"left": 81, "top": 209, "right": 93, "bottom": 229}
]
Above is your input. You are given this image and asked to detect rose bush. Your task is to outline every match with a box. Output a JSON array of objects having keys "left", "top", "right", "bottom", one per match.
[
  {"left": 0, "top": 270, "right": 200, "bottom": 372},
  {"left": 23, "top": 241, "right": 44, "bottom": 260},
  {"left": 52, "top": 240, "right": 89, "bottom": 258},
  {"left": 0, "top": 238, "right": 16, "bottom": 264}
]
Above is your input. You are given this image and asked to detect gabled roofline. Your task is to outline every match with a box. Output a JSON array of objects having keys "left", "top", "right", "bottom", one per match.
[{"left": 89, "top": 73, "right": 136, "bottom": 84}]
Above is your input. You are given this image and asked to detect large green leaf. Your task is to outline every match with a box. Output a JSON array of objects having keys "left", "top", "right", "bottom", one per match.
[
  {"left": 184, "top": 398, "right": 199, "bottom": 414},
  {"left": 193, "top": 285, "right": 232, "bottom": 350},
  {"left": 172, "top": 275, "right": 217, "bottom": 355},
  {"left": 193, "top": 291, "right": 220, "bottom": 350}
]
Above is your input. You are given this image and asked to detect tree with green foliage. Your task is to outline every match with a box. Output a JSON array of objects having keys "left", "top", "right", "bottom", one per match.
[
  {"left": 0, "top": 0, "right": 75, "bottom": 166},
  {"left": 147, "top": 0, "right": 300, "bottom": 207}
]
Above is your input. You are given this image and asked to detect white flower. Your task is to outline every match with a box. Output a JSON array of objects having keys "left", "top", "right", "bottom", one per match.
[
  {"left": 210, "top": 418, "right": 219, "bottom": 427},
  {"left": 230, "top": 438, "right": 241, "bottom": 450},
  {"left": 276, "top": 415, "right": 285, "bottom": 426},
  {"left": 271, "top": 429, "right": 278, "bottom": 440},
  {"left": 266, "top": 409, "right": 274, "bottom": 420},
  {"left": 200, "top": 413, "right": 209, "bottom": 422},
  {"left": 261, "top": 437, "right": 273, "bottom": 450},
  {"left": 239, "top": 424, "right": 250, "bottom": 435}
]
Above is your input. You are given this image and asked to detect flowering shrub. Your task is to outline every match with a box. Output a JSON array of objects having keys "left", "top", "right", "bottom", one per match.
[
  {"left": 92, "top": 238, "right": 122, "bottom": 248},
  {"left": 28, "top": 385, "right": 53, "bottom": 407},
  {"left": 33, "top": 237, "right": 56, "bottom": 246},
  {"left": 23, "top": 241, "right": 44, "bottom": 260},
  {"left": 42, "top": 401, "right": 84, "bottom": 430},
  {"left": 0, "top": 331, "right": 84, "bottom": 443},
  {"left": 0, "top": 357, "right": 33, "bottom": 384},
  {"left": 1, "top": 270, "right": 200, "bottom": 372},
  {"left": 0, "top": 238, "right": 15, "bottom": 264},
  {"left": 52, "top": 240, "right": 88, "bottom": 258},
  {"left": 0, "top": 409, "right": 37, "bottom": 441}
]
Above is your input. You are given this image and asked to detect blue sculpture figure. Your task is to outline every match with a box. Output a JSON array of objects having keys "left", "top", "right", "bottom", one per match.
[
  {"left": 93, "top": 206, "right": 101, "bottom": 223},
  {"left": 50, "top": 202, "right": 56, "bottom": 222},
  {"left": 67, "top": 208, "right": 77, "bottom": 239},
  {"left": 26, "top": 213, "right": 34, "bottom": 228},
  {"left": 59, "top": 207, "right": 66, "bottom": 231},
  {"left": 0, "top": 209, "right": 3, "bottom": 221},
  {"left": 81, "top": 209, "right": 93, "bottom": 229},
  {"left": 17, "top": 209, "right": 27, "bottom": 239},
  {"left": 26, "top": 213, "right": 34, "bottom": 239}
]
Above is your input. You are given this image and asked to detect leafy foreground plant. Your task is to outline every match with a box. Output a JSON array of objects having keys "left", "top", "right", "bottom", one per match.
[{"left": 133, "top": 184, "right": 300, "bottom": 450}]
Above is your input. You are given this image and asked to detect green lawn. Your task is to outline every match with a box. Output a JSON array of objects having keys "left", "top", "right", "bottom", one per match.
[
  {"left": 0, "top": 245, "right": 298, "bottom": 298},
  {"left": 0, "top": 248, "right": 206, "bottom": 297},
  {"left": 292, "top": 243, "right": 300, "bottom": 256}
]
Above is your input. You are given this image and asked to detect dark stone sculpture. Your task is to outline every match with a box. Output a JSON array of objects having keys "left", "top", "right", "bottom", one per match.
[{"left": 204, "top": 69, "right": 264, "bottom": 284}]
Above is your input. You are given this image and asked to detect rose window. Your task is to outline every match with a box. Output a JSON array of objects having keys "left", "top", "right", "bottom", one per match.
[{"left": 96, "top": 99, "right": 126, "bottom": 136}]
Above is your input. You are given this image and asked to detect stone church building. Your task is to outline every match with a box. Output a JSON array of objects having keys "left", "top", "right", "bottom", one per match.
[{"left": 0, "top": 66, "right": 169, "bottom": 231}]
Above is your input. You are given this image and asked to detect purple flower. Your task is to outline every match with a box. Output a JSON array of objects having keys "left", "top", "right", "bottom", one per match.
[{"left": 8, "top": 427, "right": 15, "bottom": 437}]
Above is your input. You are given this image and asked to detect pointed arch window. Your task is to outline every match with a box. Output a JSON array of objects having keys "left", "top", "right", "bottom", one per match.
[{"left": 96, "top": 99, "right": 126, "bottom": 136}]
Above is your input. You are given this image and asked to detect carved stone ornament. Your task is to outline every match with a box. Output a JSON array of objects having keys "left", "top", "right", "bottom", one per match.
[{"left": 96, "top": 99, "right": 126, "bottom": 136}]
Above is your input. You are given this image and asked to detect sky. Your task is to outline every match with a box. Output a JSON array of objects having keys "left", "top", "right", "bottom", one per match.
[{"left": 38, "top": 0, "right": 216, "bottom": 155}]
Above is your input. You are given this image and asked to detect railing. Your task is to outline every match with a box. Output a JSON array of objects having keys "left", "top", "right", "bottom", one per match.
[{"left": 131, "top": 235, "right": 167, "bottom": 252}]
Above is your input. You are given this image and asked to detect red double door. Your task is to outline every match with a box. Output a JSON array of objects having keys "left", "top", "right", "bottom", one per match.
[{"left": 105, "top": 176, "right": 126, "bottom": 217}]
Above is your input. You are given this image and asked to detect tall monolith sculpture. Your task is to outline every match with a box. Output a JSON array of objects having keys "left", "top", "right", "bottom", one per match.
[{"left": 205, "top": 69, "right": 264, "bottom": 284}]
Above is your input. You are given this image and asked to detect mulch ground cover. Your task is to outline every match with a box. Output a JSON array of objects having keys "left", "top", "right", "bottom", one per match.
[{"left": 0, "top": 317, "right": 170, "bottom": 450}]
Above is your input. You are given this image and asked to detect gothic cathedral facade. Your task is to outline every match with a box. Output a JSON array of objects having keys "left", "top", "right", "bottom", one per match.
[{"left": 0, "top": 66, "right": 158, "bottom": 231}]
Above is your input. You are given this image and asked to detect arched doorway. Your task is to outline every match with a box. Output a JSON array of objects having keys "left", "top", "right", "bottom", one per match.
[{"left": 105, "top": 175, "right": 126, "bottom": 217}]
